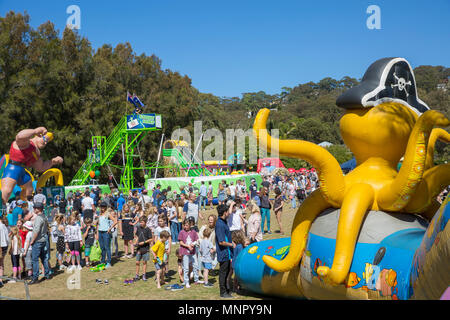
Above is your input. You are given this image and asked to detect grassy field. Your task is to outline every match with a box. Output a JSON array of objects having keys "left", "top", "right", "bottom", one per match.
[{"left": 0, "top": 202, "right": 298, "bottom": 300}]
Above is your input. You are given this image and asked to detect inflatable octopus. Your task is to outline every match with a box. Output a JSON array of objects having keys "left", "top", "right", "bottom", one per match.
[{"left": 253, "top": 57, "right": 450, "bottom": 286}]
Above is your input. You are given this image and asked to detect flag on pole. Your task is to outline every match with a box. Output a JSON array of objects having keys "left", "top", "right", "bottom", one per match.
[
  {"left": 132, "top": 94, "right": 145, "bottom": 108},
  {"left": 127, "top": 91, "right": 139, "bottom": 108}
]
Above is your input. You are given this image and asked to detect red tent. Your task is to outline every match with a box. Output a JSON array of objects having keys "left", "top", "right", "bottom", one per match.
[{"left": 288, "top": 168, "right": 296, "bottom": 173}]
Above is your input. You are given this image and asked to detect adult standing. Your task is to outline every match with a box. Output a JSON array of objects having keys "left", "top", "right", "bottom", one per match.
[
  {"left": 138, "top": 189, "right": 152, "bottom": 207},
  {"left": 249, "top": 179, "right": 258, "bottom": 200},
  {"left": 259, "top": 187, "right": 271, "bottom": 234},
  {"left": 215, "top": 204, "right": 235, "bottom": 299},
  {"left": 152, "top": 184, "right": 161, "bottom": 207},
  {"left": 199, "top": 181, "right": 207, "bottom": 211},
  {"left": 1, "top": 127, "right": 63, "bottom": 210},
  {"left": 273, "top": 187, "right": 284, "bottom": 234},
  {"left": 207, "top": 182, "right": 214, "bottom": 209},
  {"left": 81, "top": 192, "right": 95, "bottom": 221},
  {"left": 183, "top": 193, "right": 203, "bottom": 231},
  {"left": 96, "top": 202, "right": 116, "bottom": 268},
  {"left": 58, "top": 194, "right": 67, "bottom": 215},
  {"left": 72, "top": 192, "right": 82, "bottom": 215},
  {"left": 246, "top": 200, "right": 263, "bottom": 243},
  {"left": 33, "top": 188, "right": 47, "bottom": 206},
  {"left": 28, "top": 202, "right": 51, "bottom": 285}
]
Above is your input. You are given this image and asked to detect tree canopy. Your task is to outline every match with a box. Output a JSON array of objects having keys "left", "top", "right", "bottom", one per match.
[{"left": 0, "top": 11, "right": 448, "bottom": 185}]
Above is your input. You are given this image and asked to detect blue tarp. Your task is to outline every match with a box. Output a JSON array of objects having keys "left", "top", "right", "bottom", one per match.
[{"left": 340, "top": 158, "right": 356, "bottom": 171}]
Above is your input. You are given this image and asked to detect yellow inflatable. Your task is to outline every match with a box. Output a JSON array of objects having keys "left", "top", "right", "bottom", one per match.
[{"left": 253, "top": 57, "right": 450, "bottom": 285}]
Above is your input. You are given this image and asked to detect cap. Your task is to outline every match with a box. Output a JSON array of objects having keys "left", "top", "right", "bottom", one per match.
[
  {"left": 17, "top": 200, "right": 26, "bottom": 205},
  {"left": 23, "top": 221, "right": 33, "bottom": 231},
  {"left": 99, "top": 202, "right": 108, "bottom": 208},
  {"left": 33, "top": 202, "right": 44, "bottom": 209}
]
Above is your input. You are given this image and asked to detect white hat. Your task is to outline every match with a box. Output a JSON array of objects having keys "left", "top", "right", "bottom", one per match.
[{"left": 23, "top": 221, "right": 33, "bottom": 231}]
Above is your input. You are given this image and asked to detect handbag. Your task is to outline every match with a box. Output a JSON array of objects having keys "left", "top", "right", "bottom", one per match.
[{"left": 89, "top": 240, "right": 102, "bottom": 262}]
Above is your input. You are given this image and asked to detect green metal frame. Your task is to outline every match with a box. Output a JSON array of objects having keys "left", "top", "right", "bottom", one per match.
[{"left": 69, "top": 114, "right": 162, "bottom": 191}]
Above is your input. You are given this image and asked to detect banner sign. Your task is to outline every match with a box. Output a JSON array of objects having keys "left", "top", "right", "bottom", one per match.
[{"left": 126, "top": 113, "right": 162, "bottom": 130}]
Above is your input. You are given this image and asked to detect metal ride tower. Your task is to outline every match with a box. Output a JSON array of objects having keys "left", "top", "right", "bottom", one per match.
[{"left": 68, "top": 113, "right": 162, "bottom": 191}]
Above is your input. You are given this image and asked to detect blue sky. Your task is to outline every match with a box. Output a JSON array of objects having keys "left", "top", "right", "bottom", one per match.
[{"left": 1, "top": 0, "right": 449, "bottom": 97}]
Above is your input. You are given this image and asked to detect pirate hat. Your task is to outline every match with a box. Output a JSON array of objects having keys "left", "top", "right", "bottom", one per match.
[{"left": 336, "top": 57, "right": 429, "bottom": 115}]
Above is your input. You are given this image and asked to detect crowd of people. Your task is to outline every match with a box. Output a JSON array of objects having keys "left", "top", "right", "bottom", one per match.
[{"left": 0, "top": 169, "right": 347, "bottom": 298}]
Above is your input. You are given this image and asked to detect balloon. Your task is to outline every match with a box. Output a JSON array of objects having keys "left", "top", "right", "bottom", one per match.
[
  {"left": 89, "top": 171, "right": 95, "bottom": 178},
  {"left": 95, "top": 170, "right": 100, "bottom": 177},
  {"left": 144, "top": 175, "right": 149, "bottom": 180}
]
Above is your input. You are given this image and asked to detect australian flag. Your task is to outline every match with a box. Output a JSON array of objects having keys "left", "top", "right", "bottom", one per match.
[{"left": 127, "top": 91, "right": 145, "bottom": 114}]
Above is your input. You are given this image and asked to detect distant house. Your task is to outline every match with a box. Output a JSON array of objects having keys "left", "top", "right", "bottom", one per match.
[
  {"left": 437, "top": 77, "right": 449, "bottom": 91},
  {"left": 318, "top": 141, "right": 333, "bottom": 147}
]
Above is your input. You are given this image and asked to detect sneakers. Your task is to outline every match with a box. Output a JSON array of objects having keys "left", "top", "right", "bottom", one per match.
[
  {"left": 134, "top": 275, "right": 140, "bottom": 282},
  {"left": 96, "top": 279, "right": 102, "bottom": 284},
  {"left": 171, "top": 284, "right": 184, "bottom": 291},
  {"left": 220, "top": 293, "right": 234, "bottom": 299},
  {"left": 204, "top": 283, "right": 213, "bottom": 288},
  {"left": 185, "top": 282, "right": 191, "bottom": 288},
  {"left": 59, "top": 265, "right": 67, "bottom": 271},
  {"left": 105, "top": 263, "right": 111, "bottom": 269},
  {"left": 67, "top": 265, "right": 74, "bottom": 272},
  {"left": 76, "top": 265, "right": 82, "bottom": 270},
  {"left": 104, "top": 279, "right": 109, "bottom": 285},
  {"left": 9, "top": 278, "right": 17, "bottom": 283},
  {"left": 194, "top": 280, "right": 203, "bottom": 285},
  {"left": 142, "top": 275, "right": 147, "bottom": 282}
]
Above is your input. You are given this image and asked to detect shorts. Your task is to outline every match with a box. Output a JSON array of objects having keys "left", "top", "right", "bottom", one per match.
[
  {"left": 2, "top": 163, "right": 32, "bottom": 186},
  {"left": 154, "top": 262, "right": 166, "bottom": 270},
  {"left": 202, "top": 262, "right": 212, "bottom": 270},
  {"left": 136, "top": 252, "right": 149, "bottom": 262},
  {"left": 1, "top": 246, "right": 7, "bottom": 257},
  {"left": 84, "top": 246, "right": 92, "bottom": 257},
  {"left": 68, "top": 241, "right": 81, "bottom": 252}
]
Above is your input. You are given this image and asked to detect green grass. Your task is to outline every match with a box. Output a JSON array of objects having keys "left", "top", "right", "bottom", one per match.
[{"left": 0, "top": 203, "right": 297, "bottom": 300}]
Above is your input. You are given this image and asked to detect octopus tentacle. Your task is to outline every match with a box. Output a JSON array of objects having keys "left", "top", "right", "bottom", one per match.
[
  {"left": 253, "top": 108, "right": 345, "bottom": 207},
  {"left": 403, "top": 163, "right": 450, "bottom": 214},
  {"left": 425, "top": 128, "right": 450, "bottom": 170},
  {"left": 378, "top": 110, "right": 450, "bottom": 212},
  {"left": 317, "top": 183, "right": 375, "bottom": 285},
  {"left": 262, "top": 189, "right": 330, "bottom": 273}
]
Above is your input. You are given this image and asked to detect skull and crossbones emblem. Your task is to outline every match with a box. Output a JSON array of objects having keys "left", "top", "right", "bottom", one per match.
[{"left": 391, "top": 72, "right": 412, "bottom": 97}]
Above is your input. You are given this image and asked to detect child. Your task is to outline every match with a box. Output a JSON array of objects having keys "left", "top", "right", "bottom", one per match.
[
  {"left": 22, "top": 221, "right": 33, "bottom": 279},
  {"left": 167, "top": 200, "right": 179, "bottom": 244},
  {"left": 81, "top": 218, "right": 96, "bottom": 267},
  {"left": 65, "top": 216, "right": 83, "bottom": 271},
  {"left": 17, "top": 219, "right": 27, "bottom": 278},
  {"left": 9, "top": 226, "right": 22, "bottom": 282},
  {"left": 175, "top": 248, "right": 184, "bottom": 283},
  {"left": 133, "top": 216, "right": 152, "bottom": 282},
  {"left": 231, "top": 230, "right": 246, "bottom": 292},
  {"left": 151, "top": 230, "right": 170, "bottom": 288},
  {"left": 199, "top": 228, "right": 215, "bottom": 287},
  {"left": 178, "top": 219, "right": 201, "bottom": 288},
  {"left": 153, "top": 215, "right": 172, "bottom": 280},
  {"left": 54, "top": 214, "right": 67, "bottom": 270}
]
